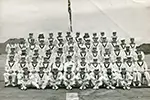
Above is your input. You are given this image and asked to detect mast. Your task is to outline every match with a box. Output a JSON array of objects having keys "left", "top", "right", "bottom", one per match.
[{"left": 68, "top": 0, "right": 73, "bottom": 32}]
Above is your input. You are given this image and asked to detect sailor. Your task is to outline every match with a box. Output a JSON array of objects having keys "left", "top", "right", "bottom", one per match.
[
  {"left": 56, "top": 47, "right": 64, "bottom": 57},
  {"left": 79, "top": 47, "right": 87, "bottom": 58},
  {"left": 83, "top": 33, "right": 90, "bottom": 42},
  {"left": 124, "top": 57, "right": 135, "bottom": 79},
  {"left": 111, "top": 31, "right": 118, "bottom": 40},
  {"left": 76, "top": 57, "right": 89, "bottom": 73},
  {"left": 111, "top": 45, "right": 124, "bottom": 62},
  {"left": 27, "top": 33, "right": 35, "bottom": 44},
  {"left": 85, "top": 39, "right": 91, "bottom": 50},
  {"left": 48, "top": 40, "right": 55, "bottom": 51},
  {"left": 100, "top": 37, "right": 111, "bottom": 53},
  {"left": 17, "top": 56, "right": 29, "bottom": 73},
  {"left": 66, "top": 32, "right": 72, "bottom": 42},
  {"left": 18, "top": 47, "right": 28, "bottom": 59},
  {"left": 51, "top": 57, "right": 64, "bottom": 72},
  {"left": 133, "top": 48, "right": 145, "bottom": 61},
  {"left": 90, "top": 47, "right": 100, "bottom": 62},
  {"left": 102, "top": 57, "right": 113, "bottom": 74},
  {"left": 4, "top": 54, "right": 17, "bottom": 87},
  {"left": 17, "top": 56, "right": 29, "bottom": 86},
  {"left": 32, "top": 48, "right": 41, "bottom": 59},
  {"left": 28, "top": 38, "right": 37, "bottom": 51},
  {"left": 123, "top": 46, "right": 134, "bottom": 59},
  {"left": 110, "top": 32, "right": 119, "bottom": 49},
  {"left": 75, "top": 32, "right": 80, "bottom": 42},
  {"left": 67, "top": 46, "right": 76, "bottom": 63},
  {"left": 113, "top": 57, "right": 123, "bottom": 74},
  {"left": 17, "top": 38, "right": 27, "bottom": 50},
  {"left": 37, "top": 67, "right": 49, "bottom": 89},
  {"left": 65, "top": 37, "right": 74, "bottom": 53},
  {"left": 28, "top": 56, "right": 40, "bottom": 73},
  {"left": 7, "top": 47, "right": 17, "bottom": 58},
  {"left": 48, "top": 33, "right": 54, "bottom": 43},
  {"left": 104, "top": 67, "right": 116, "bottom": 89},
  {"left": 49, "top": 67, "right": 63, "bottom": 90},
  {"left": 67, "top": 46, "right": 74, "bottom": 57},
  {"left": 41, "top": 57, "right": 51, "bottom": 75},
  {"left": 19, "top": 67, "right": 31, "bottom": 90},
  {"left": 57, "top": 32, "right": 63, "bottom": 42},
  {"left": 63, "top": 66, "right": 76, "bottom": 90},
  {"left": 89, "top": 59, "right": 102, "bottom": 73},
  {"left": 76, "top": 67, "right": 90, "bottom": 90},
  {"left": 120, "top": 39, "right": 126, "bottom": 50},
  {"left": 64, "top": 56, "right": 76, "bottom": 72},
  {"left": 77, "top": 38, "right": 84, "bottom": 49},
  {"left": 20, "top": 67, "right": 40, "bottom": 90},
  {"left": 102, "top": 48, "right": 112, "bottom": 62},
  {"left": 45, "top": 49, "right": 52, "bottom": 59},
  {"left": 129, "top": 38, "right": 137, "bottom": 51},
  {"left": 37, "top": 33, "right": 47, "bottom": 57},
  {"left": 135, "top": 55, "right": 150, "bottom": 86},
  {"left": 90, "top": 68, "right": 105, "bottom": 90},
  {"left": 57, "top": 38, "right": 64, "bottom": 49},
  {"left": 92, "top": 33, "right": 99, "bottom": 47},
  {"left": 120, "top": 67, "right": 133, "bottom": 90},
  {"left": 112, "top": 57, "right": 123, "bottom": 87},
  {"left": 100, "top": 32, "right": 106, "bottom": 43}
]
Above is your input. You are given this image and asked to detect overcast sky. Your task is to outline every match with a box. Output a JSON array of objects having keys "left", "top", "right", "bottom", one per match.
[{"left": 0, "top": 0, "right": 150, "bottom": 44}]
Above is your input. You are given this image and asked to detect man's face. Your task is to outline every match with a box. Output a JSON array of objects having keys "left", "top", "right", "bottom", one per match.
[
  {"left": 122, "top": 69, "right": 126, "bottom": 74},
  {"left": 116, "top": 58, "right": 121, "bottom": 62},
  {"left": 80, "top": 69, "right": 85, "bottom": 74},
  {"left": 9, "top": 56, "right": 14, "bottom": 61},
  {"left": 39, "top": 68, "right": 44, "bottom": 72},
  {"left": 24, "top": 68, "right": 28, "bottom": 73},
  {"left": 138, "top": 56, "right": 142, "bottom": 60},
  {"left": 67, "top": 68, "right": 72, "bottom": 73},
  {"left": 29, "top": 34, "right": 33, "bottom": 38},
  {"left": 105, "top": 59, "right": 109, "bottom": 63},
  {"left": 67, "top": 58, "right": 71, "bottom": 61},
  {"left": 101, "top": 32, "right": 105, "bottom": 36}
]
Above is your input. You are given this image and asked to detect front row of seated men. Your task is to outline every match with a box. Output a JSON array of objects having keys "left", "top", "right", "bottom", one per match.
[{"left": 3, "top": 54, "right": 150, "bottom": 90}]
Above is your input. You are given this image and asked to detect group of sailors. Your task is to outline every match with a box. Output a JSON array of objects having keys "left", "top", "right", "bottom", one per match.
[{"left": 3, "top": 32, "right": 150, "bottom": 90}]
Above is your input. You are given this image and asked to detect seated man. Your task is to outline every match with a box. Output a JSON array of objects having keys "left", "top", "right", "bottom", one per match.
[
  {"left": 124, "top": 57, "right": 135, "bottom": 85},
  {"left": 76, "top": 67, "right": 90, "bottom": 90},
  {"left": 90, "top": 68, "right": 105, "bottom": 90},
  {"left": 120, "top": 67, "right": 133, "bottom": 90},
  {"left": 104, "top": 67, "right": 116, "bottom": 89},
  {"left": 37, "top": 67, "right": 49, "bottom": 89},
  {"left": 135, "top": 55, "right": 150, "bottom": 86},
  {"left": 112, "top": 57, "right": 123, "bottom": 87},
  {"left": 49, "top": 67, "right": 63, "bottom": 90},
  {"left": 17, "top": 56, "right": 29, "bottom": 86},
  {"left": 4, "top": 54, "right": 17, "bottom": 87},
  {"left": 63, "top": 66, "right": 76, "bottom": 90},
  {"left": 20, "top": 67, "right": 39, "bottom": 90}
]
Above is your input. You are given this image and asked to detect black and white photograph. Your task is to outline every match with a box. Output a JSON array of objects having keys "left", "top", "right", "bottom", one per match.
[{"left": 0, "top": 0, "right": 150, "bottom": 100}]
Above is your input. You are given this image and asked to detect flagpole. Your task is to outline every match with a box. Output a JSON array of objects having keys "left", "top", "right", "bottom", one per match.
[{"left": 68, "top": 0, "right": 73, "bottom": 32}]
